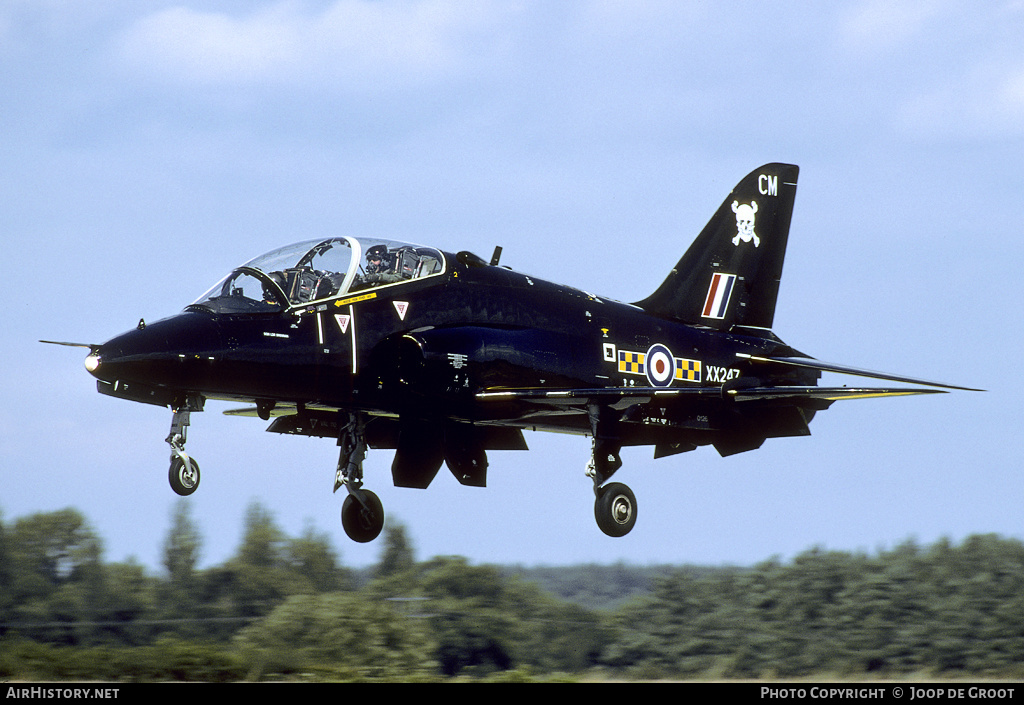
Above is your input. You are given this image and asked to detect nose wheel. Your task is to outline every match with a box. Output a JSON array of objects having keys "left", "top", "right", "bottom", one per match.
[{"left": 169, "top": 455, "right": 200, "bottom": 496}]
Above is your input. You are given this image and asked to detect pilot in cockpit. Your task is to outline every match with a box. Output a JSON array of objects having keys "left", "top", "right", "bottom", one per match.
[
  {"left": 362, "top": 244, "right": 402, "bottom": 286},
  {"left": 263, "top": 271, "right": 286, "bottom": 306}
]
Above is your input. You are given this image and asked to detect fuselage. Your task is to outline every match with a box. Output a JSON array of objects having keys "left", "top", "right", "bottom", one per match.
[
  {"left": 88, "top": 242, "right": 818, "bottom": 453},
  {"left": 65, "top": 163, "right": 971, "bottom": 543}
]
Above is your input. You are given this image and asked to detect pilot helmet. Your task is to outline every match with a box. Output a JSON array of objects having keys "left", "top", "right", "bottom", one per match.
[{"left": 366, "top": 244, "right": 388, "bottom": 272}]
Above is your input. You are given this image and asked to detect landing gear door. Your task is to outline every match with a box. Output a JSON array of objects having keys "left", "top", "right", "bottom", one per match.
[{"left": 312, "top": 305, "right": 356, "bottom": 400}]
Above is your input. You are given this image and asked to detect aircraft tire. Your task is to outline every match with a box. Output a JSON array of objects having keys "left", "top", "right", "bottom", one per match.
[
  {"left": 594, "top": 482, "right": 637, "bottom": 537},
  {"left": 168, "top": 457, "right": 200, "bottom": 496},
  {"left": 341, "top": 490, "right": 385, "bottom": 543}
]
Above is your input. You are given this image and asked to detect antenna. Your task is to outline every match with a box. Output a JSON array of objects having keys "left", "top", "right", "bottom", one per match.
[{"left": 490, "top": 246, "right": 503, "bottom": 266}]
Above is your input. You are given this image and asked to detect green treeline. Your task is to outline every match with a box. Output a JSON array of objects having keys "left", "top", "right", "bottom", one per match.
[{"left": 0, "top": 502, "right": 1022, "bottom": 681}]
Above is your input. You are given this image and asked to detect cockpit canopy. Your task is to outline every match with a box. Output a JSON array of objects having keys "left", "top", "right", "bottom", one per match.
[{"left": 190, "top": 237, "right": 446, "bottom": 315}]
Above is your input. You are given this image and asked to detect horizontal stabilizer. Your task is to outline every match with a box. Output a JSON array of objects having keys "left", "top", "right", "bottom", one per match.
[
  {"left": 726, "top": 386, "right": 947, "bottom": 402},
  {"left": 736, "top": 354, "right": 983, "bottom": 392}
]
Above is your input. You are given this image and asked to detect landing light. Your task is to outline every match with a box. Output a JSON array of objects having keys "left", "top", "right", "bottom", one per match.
[{"left": 85, "top": 353, "right": 101, "bottom": 373}]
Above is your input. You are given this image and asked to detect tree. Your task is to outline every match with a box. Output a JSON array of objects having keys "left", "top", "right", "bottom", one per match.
[
  {"left": 8, "top": 509, "right": 101, "bottom": 601},
  {"left": 0, "top": 511, "right": 12, "bottom": 631},
  {"left": 163, "top": 500, "right": 201, "bottom": 589},
  {"left": 6, "top": 508, "right": 105, "bottom": 644},
  {"left": 234, "top": 592, "right": 436, "bottom": 680},
  {"left": 419, "top": 557, "right": 518, "bottom": 676},
  {"left": 93, "top": 559, "right": 155, "bottom": 646},
  {"left": 374, "top": 522, "right": 415, "bottom": 580},
  {"left": 236, "top": 501, "right": 285, "bottom": 569},
  {"left": 286, "top": 524, "right": 350, "bottom": 593},
  {"left": 228, "top": 501, "right": 290, "bottom": 619},
  {"left": 158, "top": 500, "right": 203, "bottom": 637}
]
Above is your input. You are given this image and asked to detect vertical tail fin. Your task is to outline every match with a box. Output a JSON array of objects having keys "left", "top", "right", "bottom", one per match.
[{"left": 635, "top": 163, "right": 799, "bottom": 331}]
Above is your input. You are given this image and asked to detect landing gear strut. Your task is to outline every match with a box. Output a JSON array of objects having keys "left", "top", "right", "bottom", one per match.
[
  {"left": 166, "top": 404, "right": 201, "bottom": 496},
  {"left": 334, "top": 413, "right": 385, "bottom": 543},
  {"left": 587, "top": 403, "right": 637, "bottom": 537}
]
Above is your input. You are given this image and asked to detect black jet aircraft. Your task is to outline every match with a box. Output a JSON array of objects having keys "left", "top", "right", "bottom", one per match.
[{"left": 44, "top": 164, "right": 978, "bottom": 542}]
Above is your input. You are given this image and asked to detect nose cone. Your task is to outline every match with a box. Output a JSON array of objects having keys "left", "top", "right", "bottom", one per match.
[
  {"left": 84, "top": 350, "right": 101, "bottom": 374},
  {"left": 88, "top": 313, "right": 222, "bottom": 389}
]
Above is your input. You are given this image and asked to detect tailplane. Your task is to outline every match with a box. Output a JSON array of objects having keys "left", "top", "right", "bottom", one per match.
[{"left": 636, "top": 163, "right": 799, "bottom": 331}]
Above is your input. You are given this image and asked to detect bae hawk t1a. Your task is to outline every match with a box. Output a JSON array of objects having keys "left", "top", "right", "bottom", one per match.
[{"left": 43, "top": 164, "right": 979, "bottom": 542}]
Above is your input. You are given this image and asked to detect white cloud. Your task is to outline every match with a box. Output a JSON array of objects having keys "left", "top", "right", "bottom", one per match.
[
  {"left": 897, "top": 60, "right": 1024, "bottom": 139},
  {"left": 834, "top": 0, "right": 1024, "bottom": 139},
  {"left": 837, "top": 0, "right": 952, "bottom": 57},
  {"left": 572, "top": 0, "right": 702, "bottom": 41},
  {"left": 118, "top": 0, "right": 516, "bottom": 88}
]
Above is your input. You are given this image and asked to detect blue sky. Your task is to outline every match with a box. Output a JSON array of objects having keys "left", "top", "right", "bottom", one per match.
[{"left": 3, "top": 1, "right": 1021, "bottom": 572}]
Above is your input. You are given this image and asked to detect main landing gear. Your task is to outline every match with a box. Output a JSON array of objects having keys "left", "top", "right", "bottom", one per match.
[
  {"left": 587, "top": 404, "right": 637, "bottom": 538},
  {"left": 334, "top": 413, "right": 385, "bottom": 543},
  {"left": 166, "top": 405, "right": 200, "bottom": 496},
  {"left": 587, "top": 440, "right": 637, "bottom": 538},
  {"left": 594, "top": 482, "right": 637, "bottom": 538},
  {"left": 159, "top": 400, "right": 633, "bottom": 541}
]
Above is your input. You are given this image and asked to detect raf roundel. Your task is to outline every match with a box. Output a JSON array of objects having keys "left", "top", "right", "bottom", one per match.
[{"left": 645, "top": 343, "right": 675, "bottom": 387}]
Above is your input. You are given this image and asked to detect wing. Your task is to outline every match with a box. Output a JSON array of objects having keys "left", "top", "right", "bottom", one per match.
[
  {"left": 476, "top": 387, "right": 720, "bottom": 406},
  {"left": 736, "top": 354, "right": 983, "bottom": 392}
]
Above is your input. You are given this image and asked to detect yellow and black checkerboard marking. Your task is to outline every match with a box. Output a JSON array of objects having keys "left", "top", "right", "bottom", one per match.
[
  {"left": 618, "top": 350, "right": 645, "bottom": 375},
  {"left": 676, "top": 358, "right": 701, "bottom": 383},
  {"left": 617, "top": 350, "right": 702, "bottom": 384}
]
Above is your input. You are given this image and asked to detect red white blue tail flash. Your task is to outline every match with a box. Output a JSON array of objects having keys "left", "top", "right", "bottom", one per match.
[{"left": 702, "top": 272, "right": 736, "bottom": 319}]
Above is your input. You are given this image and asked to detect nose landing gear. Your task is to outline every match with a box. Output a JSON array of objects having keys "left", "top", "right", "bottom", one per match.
[{"left": 166, "top": 402, "right": 202, "bottom": 496}]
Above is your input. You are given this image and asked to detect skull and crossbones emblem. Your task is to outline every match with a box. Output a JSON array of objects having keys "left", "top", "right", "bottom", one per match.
[{"left": 731, "top": 200, "right": 759, "bottom": 247}]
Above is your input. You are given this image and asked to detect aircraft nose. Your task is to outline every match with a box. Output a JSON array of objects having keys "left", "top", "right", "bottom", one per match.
[
  {"left": 87, "top": 313, "right": 222, "bottom": 387},
  {"left": 84, "top": 350, "right": 101, "bottom": 374}
]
